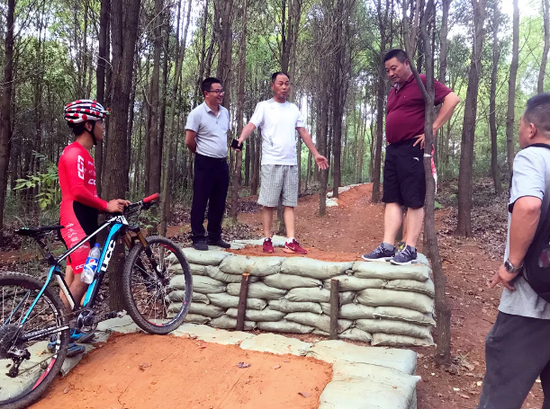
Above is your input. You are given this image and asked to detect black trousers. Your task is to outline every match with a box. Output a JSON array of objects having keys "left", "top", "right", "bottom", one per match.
[
  {"left": 477, "top": 312, "right": 550, "bottom": 409},
  {"left": 190, "top": 153, "right": 229, "bottom": 243}
]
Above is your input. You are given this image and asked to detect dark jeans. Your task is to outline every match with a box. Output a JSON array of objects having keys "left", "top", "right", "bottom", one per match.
[
  {"left": 190, "top": 153, "right": 229, "bottom": 243},
  {"left": 478, "top": 312, "right": 550, "bottom": 409}
]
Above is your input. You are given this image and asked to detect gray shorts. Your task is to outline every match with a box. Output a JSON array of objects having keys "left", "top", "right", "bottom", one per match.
[{"left": 258, "top": 165, "right": 298, "bottom": 207}]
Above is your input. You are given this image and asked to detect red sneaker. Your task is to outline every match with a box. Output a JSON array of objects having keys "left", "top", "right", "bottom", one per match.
[
  {"left": 263, "top": 238, "right": 274, "bottom": 253},
  {"left": 283, "top": 239, "right": 308, "bottom": 254}
]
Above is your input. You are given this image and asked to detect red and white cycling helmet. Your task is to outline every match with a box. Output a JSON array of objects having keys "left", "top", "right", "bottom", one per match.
[{"left": 64, "top": 99, "right": 109, "bottom": 124}]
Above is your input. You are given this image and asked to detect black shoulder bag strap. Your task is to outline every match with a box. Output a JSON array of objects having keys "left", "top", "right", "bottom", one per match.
[{"left": 518, "top": 143, "right": 550, "bottom": 301}]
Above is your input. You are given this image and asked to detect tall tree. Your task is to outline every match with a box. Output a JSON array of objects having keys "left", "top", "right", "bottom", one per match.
[
  {"left": 331, "top": 0, "right": 353, "bottom": 199},
  {"left": 214, "top": 0, "right": 234, "bottom": 109},
  {"left": 489, "top": 1, "right": 502, "bottom": 194},
  {"left": 436, "top": 0, "right": 451, "bottom": 165},
  {"left": 506, "top": 0, "right": 519, "bottom": 174},
  {"left": 372, "top": 0, "right": 391, "bottom": 203},
  {"left": 403, "top": 0, "right": 452, "bottom": 367},
  {"left": 456, "top": 0, "right": 487, "bottom": 237},
  {"left": 0, "top": 0, "right": 15, "bottom": 241},
  {"left": 103, "top": 0, "right": 142, "bottom": 310},
  {"left": 539, "top": 0, "right": 550, "bottom": 93},
  {"left": 95, "top": 0, "right": 111, "bottom": 196},
  {"left": 145, "top": 0, "right": 163, "bottom": 195},
  {"left": 230, "top": 0, "right": 248, "bottom": 222},
  {"left": 161, "top": 0, "right": 193, "bottom": 234}
]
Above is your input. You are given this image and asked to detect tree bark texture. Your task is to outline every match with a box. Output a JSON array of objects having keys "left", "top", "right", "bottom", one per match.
[
  {"left": 0, "top": 0, "right": 15, "bottom": 241},
  {"left": 506, "top": 0, "right": 519, "bottom": 174},
  {"left": 539, "top": 0, "right": 550, "bottom": 93},
  {"left": 104, "top": 0, "right": 142, "bottom": 310},
  {"left": 230, "top": 0, "right": 248, "bottom": 221},
  {"left": 489, "top": 1, "right": 502, "bottom": 195},
  {"left": 456, "top": 0, "right": 486, "bottom": 237}
]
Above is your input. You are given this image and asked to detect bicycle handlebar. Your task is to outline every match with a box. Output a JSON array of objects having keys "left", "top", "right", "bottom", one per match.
[
  {"left": 143, "top": 193, "right": 160, "bottom": 204},
  {"left": 126, "top": 193, "right": 161, "bottom": 211}
]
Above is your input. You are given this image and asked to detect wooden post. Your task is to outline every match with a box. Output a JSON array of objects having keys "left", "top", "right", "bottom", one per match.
[
  {"left": 236, "top": 273, "right": 250, "bottom": 331},
  {"left": 329, "top": 278, "right": 340, "bottom": 340}
]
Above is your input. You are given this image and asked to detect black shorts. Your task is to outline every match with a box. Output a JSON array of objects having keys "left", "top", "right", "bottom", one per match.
[{"left": 382, "top": 139, "right": 426, "bottom": 208}]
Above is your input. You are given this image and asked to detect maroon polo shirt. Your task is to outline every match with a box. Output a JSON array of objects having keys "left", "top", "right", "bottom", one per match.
[{"left": 386, "top": 74, "right": 452, "bottom": 144}]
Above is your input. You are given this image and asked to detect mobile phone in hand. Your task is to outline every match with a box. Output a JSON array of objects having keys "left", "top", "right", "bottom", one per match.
[{"left": 231, "top": 139, "right": 244, "bottom": 150}]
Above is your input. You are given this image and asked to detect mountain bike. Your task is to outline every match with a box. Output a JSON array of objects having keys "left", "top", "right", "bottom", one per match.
[{"left": 0, "top": 193, "right": 192, "bottom": 409}]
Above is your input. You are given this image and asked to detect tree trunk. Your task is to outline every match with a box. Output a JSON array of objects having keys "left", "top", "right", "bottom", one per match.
[
  {"left": 104, "top": 0, "right": 142, "bottom": 310},
  {"left": 160, "top": 0, "right": 192, "bottom": 234},
  {"left": 196, "top": 0, "right": 210, "bottom": 105},
  {"left": 456, "top": 0, "right": 487, "bottom": 237},
  {"left": 539, "top": 0, "right": 550, "bottom": 93},
  {"left": 214, "top": 0, "right": 234, "bottom": 109},
  {"left": 331, "top": 0, "right": 344, "bottom": 199},
  {"left": 0, "top": 0, "right": 15, "bottom": 242},
  {"left": 372, "top": 0, "right": 389, "bottom": 203},
  {"left": 230, "top": 0, "right": 248, "bottom": 222},
  {"left": 147, "top": 0, "right": 163, "bottom": 195},
  {"left": 489, "top": 1, "right": 502, "bottom": 194},
  {"left": 506, "top": 0, "right": 519, "bottom": 174},
  {"left": 404, "top": 0, "right": 452, "bottom": 367},
  {"left": 95, "top": 0, "right": 110, "bottom": 196},
  {"left": 436, "top": 0, "right": 450, "bottom": 165}
]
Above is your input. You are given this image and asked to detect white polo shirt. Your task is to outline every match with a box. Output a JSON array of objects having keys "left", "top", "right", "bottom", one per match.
[
  {"left": 185, "top": 102, "right": 230, "bottom": 158},
  {"left": 250, "top": 99, "right": 305, "bottom": 165}
]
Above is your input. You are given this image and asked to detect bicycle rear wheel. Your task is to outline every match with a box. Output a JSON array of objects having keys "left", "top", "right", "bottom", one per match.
[
  {"left": 122, "top": 236, "right": 192, "bottom": 334},
  {"left": 0, "top": 272, "right": 69, "bottom": 409}
]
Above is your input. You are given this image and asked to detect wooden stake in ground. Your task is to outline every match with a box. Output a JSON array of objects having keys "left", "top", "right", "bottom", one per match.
[
  {"left": 329, "top": 279, "right": 340, "bottom": 340},
  {"left": 236, "top": 273, "right": 250, "bottom": 331}
]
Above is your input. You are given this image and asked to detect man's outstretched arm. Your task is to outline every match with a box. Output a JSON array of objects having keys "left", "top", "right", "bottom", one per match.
[{"left": 296, "top": 127, "right": 329, "bottom": 170}]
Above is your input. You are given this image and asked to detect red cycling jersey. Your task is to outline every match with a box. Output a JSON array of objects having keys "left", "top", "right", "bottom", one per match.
[{"left": 59, "top": 141, "right": 107, "bottom": 274}]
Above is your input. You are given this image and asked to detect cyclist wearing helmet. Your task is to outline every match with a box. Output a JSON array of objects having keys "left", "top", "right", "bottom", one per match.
[{"left": 59, "top": 100, "right": 129, "bottom": 327}]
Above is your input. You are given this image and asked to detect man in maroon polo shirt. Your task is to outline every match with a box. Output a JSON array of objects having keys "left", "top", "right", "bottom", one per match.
[{"left": 363, "top": 49, "right": 460, "bottom": 265}]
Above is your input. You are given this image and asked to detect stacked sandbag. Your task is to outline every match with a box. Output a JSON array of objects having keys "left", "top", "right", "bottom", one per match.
[{"left": 167, "top": 251, "right": 435, "bottom": 347}]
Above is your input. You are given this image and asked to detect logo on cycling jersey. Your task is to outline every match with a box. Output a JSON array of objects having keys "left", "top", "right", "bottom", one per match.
[
  {"left": 88, "top": 179, "right": 96, "bottom": 185},
  {"left": 70, "top": 236, "right": 79, "bottom": 243},
  {"left": 75, "top": 263, "right": 85, "bottom": 270},
  {"left": 77, "top": 155, "right": 85, "bottom": 180}
]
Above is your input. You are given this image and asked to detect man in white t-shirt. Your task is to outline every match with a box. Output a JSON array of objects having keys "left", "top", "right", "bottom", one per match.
[
  {"left": 185, "top": 77, "right": 231, "bottom": 251},
  {"left": 236, "top": 72, "right": 329, "bottom": 254}
]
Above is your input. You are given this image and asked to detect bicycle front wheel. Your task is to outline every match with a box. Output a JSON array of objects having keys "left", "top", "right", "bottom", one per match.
[
  {"left": 122, "top": 235, "right": 192, "bottom": 334},
  {"left": 0, "top": 272, "right": 69, "bottom": 409}
]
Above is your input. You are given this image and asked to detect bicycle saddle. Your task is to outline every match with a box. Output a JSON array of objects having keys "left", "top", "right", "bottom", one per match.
[{"left": 16, "top": 225, "right": 64, "bottom": 237}]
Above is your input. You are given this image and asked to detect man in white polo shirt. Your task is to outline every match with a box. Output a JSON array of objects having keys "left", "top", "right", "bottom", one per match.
[
  {"left": 236, "top": 72, "right": 329, "bottom": 254},
  {"left": 185, "top": 77, "right": 231, "bottom": 251}
]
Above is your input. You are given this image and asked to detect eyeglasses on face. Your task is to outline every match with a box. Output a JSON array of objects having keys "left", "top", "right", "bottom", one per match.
[{"left": 208, "top": 89, "right": 225, "bottom": 95}]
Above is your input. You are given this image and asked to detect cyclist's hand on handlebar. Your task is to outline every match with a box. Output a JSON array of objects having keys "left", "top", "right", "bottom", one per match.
[{"left": 106, "top": 199, "right": 131, "bottom": 213}]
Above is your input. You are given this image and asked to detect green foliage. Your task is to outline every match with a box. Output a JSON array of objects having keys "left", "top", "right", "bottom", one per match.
[{"left": 14, "top": 152, "right": 61, "bottom": 211}]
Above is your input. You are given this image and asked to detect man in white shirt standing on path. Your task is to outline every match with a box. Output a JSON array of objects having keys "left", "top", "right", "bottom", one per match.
[
  {"left": 236, "top": 72, "right": 329, "bottom": 254},
  {"left": 185, "top": 77, "right": 231, "bottom": 251}
]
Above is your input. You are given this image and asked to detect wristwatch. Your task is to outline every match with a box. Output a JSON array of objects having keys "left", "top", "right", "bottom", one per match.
[{"left": 504, "top": 259, "right": 523, "bottom": 274}]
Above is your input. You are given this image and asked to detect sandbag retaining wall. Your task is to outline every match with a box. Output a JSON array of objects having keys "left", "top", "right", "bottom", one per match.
[{"left": 168, "top": 248, "right": 435, "bottom": 347}]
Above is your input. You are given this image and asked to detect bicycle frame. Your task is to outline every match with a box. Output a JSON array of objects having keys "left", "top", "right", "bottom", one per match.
[{"left": 19, "top": 215, "right": 136, "bottom": 329}]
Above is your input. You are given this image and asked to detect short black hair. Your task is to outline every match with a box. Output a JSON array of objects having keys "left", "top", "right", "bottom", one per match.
[
  {"left": 383, "top": 49, "right": 409, "bottom": 64},
  {"left": 201, "top": 77, "right": 221, "bottom": 95},
  {"left": 525, "top": 93, "right": 550, "bottom": 133},
  {"left": 271, "top": 72, "right": 290, "bottom": 83},
  {"left": 68, "top": 121, "right": 89, "bottom": 136}
]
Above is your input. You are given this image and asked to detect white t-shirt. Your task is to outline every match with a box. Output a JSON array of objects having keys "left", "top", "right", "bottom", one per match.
[{"left": 250, "top": 99, "right": 305, "bottom": 165}]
